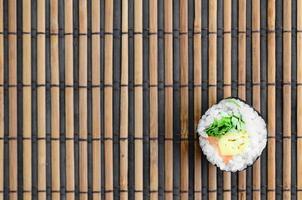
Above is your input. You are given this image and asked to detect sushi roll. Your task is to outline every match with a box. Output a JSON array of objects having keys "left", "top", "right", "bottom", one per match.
[{"left": 196, "top": 98, "right": 267, "bottom": 172}]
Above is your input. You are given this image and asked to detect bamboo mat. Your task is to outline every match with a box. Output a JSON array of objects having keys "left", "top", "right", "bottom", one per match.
[{"left": 0, "top": 0, "right": 301, "bottom": 199}]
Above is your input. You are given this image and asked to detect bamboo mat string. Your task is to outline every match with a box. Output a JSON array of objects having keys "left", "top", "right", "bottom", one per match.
[
  {"left": 65, "top": 0, "right": 75, "bottom": 199},
  {"left": 0, "top": 0, "right": 3, "bottom": 199},
  {"left": 237, "top": 0, "right": 246, "bottom": 198},
  {"left": 164, "top": 0, "right": 173, "bottom": 199},
  {"left": 50, "top": 0, "right": 60, "bottom": 199},
  {"left": 104, "top": 0, "right": 114, "bottom": 199},
  {"left": 283, "top": 0, "right": 291, "bottom": 199},
  {"left": 193, "top": 0, "right": 202, "bottom": 199},
  {"left": 223, "top": 0, "right": 232, "bottom": 199},
  {"left": 297, "top": 0, "right": 302, "bottom": 199},
  {"left": 267, "top": 0, "right": 276, "bottom": 199},
  {"left": 252, "top": 0, "right": 261, "bottom": 199},
  {"left": 91, "top": 0, "right": 101, "bottom": 199},
  {"left": 149, "top": 0, "right": 158, "bottom": 199},
  {"left": 179, "top": 0, "right": 189, "bottom": 199},
  {"left": 208, "top": 0, "right": 217, "bottom": 199},
  {"left": 36, "top": 0, "right": 47, "bottom": 199},
  {"left": 120, "top": 0, "right": 128, "bottom": 199}
]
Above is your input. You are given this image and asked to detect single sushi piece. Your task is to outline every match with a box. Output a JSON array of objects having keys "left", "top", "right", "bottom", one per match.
[{"left": 197, "top": 97, "right": 267, "bottom": 172}]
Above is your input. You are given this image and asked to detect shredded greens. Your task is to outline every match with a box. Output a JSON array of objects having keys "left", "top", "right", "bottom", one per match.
[{"left": 205, "top": 114, "right": 245, "bottom": 137}]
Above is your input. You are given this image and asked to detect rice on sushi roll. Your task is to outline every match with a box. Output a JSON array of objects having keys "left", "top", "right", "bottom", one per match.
[{"left": 197, "top": 98, "right": 267, "bottom": 172}]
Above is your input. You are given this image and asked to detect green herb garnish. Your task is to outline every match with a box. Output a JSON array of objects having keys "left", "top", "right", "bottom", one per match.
[{"left": 205, "top": 114, "right": 245, "bottom": 137}]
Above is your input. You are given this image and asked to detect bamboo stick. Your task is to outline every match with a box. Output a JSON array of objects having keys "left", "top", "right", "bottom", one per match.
[
  {"left": 50, "top": 0, "right": 60, "bottom": 199},
  {"left": 267, "top": 0, "right": 276, "bottom": 199},
  {"left": 23, "top": 0, "right": 31, "bottom": 199},
  {"left": 283, "top": 0, "right": 291, "bottom": 199},
  {"left": 238, "top": 0, "right": 246, "bottom": 199},
  {"left": 179, "top": 0, "right": 189, "bottom": 199},
  {"left": 104, "top": 0, "right": 114, "bottom": 199},
  {"left": 149, "top": 1, "right": 158, "bottom": 199},
  {"left": 297, "top": 1, "right": 302, "bottom": 199},
  {"left": 0, "top": 0, "right": 3, "bottom": 199},
  {"left": 164, "top": 0, "right": 173, "bottom": 199},
  {"left": 91, "top": 0, "right": 101, "bottom": 199},
  {"left": 252, "top": 0, "right": 261, "bottom": 199},
  {"left": 8, "top": 1, "right": 18, "bottom": 199},
  {"left": 223, "top": 0, "right": 232, "bottom": 199},
  {"left": 65, "top": 0, "right": 75, "bottom": 199},
  {"left": 193, "top": 0, "right": 202, "bottom": 199},
  {"left": 37, "top": 0, "right": 46, "bottom": 199},
  {"left": 208, "top": 0, "right": 217, "bottom": 199},
  {"left": 120, "top": 0, "right": 128, "bottom": 199},
  {"left": 134, "top": 0, "right": 143, "bottom": 199},
  {"left": 79, "top": 1, "right": 88, "bottom": 199}
]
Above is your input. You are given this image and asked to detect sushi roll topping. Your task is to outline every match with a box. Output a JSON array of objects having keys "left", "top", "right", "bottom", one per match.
[
  {"left": 218, "top": 131, "right": 249, "bottom": 156},
  {"left": 205, "top": 113, "right": 245, "bottom": 137},
  {"left": 204, "top": 113, "right": 249, "bottom": 161}
]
